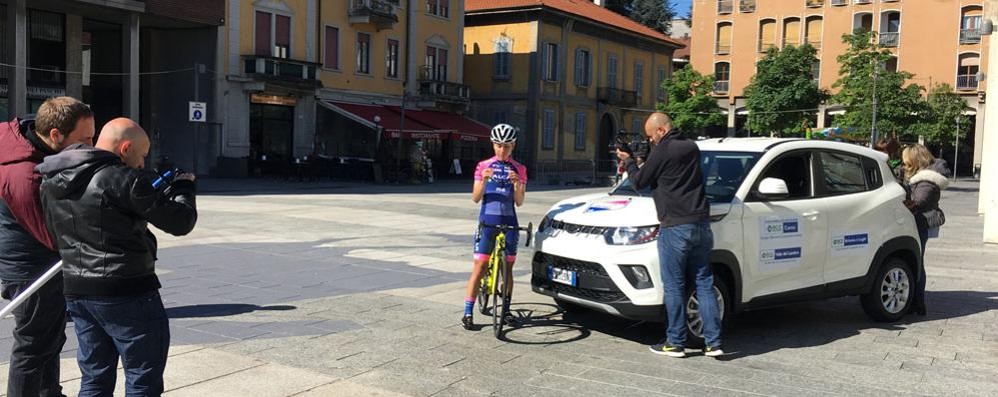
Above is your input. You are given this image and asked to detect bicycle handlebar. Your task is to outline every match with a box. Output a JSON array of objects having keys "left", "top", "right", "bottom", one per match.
[{"left": 478, "top": 222, "right": 534, "bottom": 247}]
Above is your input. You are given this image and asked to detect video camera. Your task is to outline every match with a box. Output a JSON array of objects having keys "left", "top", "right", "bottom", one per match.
[
  {"left": 152, "top": 168, "right": 185, "bottom": 190},
  {"left": 610, "top": 129, "right": 650, "bottom": 159}
]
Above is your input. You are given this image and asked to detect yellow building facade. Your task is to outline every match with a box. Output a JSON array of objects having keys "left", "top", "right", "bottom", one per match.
[
  {"left": 216, "top": 0, "right": 479, "bottom": 179},
  {"left": 465, "top": 1, "right": 682, "bottom": 182},
  {"left": 690, "top": 0, "right": 989, "bottom": 174}
]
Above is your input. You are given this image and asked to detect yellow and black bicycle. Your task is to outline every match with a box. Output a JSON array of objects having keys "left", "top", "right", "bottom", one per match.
[{"left": 476, "top": 222, "right": 532, "bottom": 338}]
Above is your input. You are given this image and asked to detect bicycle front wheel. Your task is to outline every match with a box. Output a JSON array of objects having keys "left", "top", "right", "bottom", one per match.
[
  {"left": 477, "top": 267, "right": 490, "bottom": 315},
  {"left": 492, "top": 260, "right": 506, "bottom": 338}
]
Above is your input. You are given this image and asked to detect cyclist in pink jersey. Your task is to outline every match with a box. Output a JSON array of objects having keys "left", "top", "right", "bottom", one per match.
[{"left": 462, "top": 124, "right": 527, "bottom": 330}]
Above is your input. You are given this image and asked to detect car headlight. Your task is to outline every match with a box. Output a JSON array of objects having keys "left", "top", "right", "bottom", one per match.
[
  {"left": 538, "top": 215, "right": 551, "bottom": 233},
  {"left": 604, "top": 225, "right": 659, "bottom": 245}
]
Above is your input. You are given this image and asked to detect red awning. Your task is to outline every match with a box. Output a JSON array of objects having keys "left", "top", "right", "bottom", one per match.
[
  {"left": 384, "top": 106, "right": 492, "bottom": 142},
  {"left": 323, "top": 101, "right": 442, "bottom": 139}
]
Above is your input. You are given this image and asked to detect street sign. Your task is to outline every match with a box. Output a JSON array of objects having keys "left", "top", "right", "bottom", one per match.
[{"left": 189, "top": 101, "right": 206, "bottom": 123}]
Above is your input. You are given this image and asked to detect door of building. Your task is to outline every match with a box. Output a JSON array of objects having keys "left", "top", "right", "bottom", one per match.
[{"left": 250, "top": 103, "right": 295, "bottom": 175}]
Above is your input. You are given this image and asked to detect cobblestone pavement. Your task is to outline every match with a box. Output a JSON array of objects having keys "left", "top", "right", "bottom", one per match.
[{"left": 0, "top": 179, "right": 995, "bottom": 396}]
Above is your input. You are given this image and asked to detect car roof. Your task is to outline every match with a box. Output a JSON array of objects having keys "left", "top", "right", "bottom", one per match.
[{"left": 696, "top": 137, "right": 888, "bottom": 161}]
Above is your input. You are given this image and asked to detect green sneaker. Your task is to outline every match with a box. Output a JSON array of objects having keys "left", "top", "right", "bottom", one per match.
[{"left": 649, "top": 343, "right": 686, "bottom": 358}]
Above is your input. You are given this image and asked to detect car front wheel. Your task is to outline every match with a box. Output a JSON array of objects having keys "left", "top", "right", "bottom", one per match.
[{"left": 685, "top": 275, "right": 729, "bottom": 349}]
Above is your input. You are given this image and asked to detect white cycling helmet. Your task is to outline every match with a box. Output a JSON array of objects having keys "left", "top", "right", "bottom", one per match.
[{"left": 490, "top": 123, "right": 517, "bottom": 144}]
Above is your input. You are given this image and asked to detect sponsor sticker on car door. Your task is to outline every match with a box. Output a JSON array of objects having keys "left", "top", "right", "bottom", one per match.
[
  {"left": 831, "top": 231, "right": 870, "bottom": 256},
  {"left": 759, "top": 217, "right": 804, "bottom": 271}
]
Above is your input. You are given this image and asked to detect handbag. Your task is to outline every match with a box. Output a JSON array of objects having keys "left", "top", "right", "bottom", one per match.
[{"left": 922, "top": 207, "right": 946, "bottom": 229}]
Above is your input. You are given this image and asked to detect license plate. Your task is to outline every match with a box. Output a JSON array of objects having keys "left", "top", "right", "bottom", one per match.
[{"left": 548, "top": 266, "right": 577, "bottom": 286}]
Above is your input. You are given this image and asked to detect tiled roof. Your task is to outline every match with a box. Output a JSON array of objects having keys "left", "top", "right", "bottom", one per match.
[
  {"left": 466, "top": 0, "right": 685, "bottom": 48},
  {"left": 673, "top": 37, "right": 691, "bottom": 59}
]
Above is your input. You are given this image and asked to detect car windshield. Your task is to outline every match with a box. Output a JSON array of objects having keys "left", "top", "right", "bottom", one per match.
[{"left": 610, "top": 151, "right": 761, "bottom": 203}]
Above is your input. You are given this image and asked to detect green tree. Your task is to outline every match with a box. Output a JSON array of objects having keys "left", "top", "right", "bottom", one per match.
[
  {"left": 832, "top": 30, "right": 926, "bottom": 140},
  {"left": 744, "top": 44, "right": 828, "bottom": 136},
  {"left": 917, "top": 83, "right": 971, "bottom": 150},
  {"left": 604, "top": 0, "right": 676, "bottom": 35},
  {"left": 630, "top": 0, "right": 675, "bottom": 35},
  {"left": 658, "top": 65, "right": 726, "bottom": 133}
]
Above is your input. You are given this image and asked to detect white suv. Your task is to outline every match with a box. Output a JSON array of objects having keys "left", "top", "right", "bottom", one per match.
[{"left": 531, "top": 138, "right": 922, "bottom": 345}]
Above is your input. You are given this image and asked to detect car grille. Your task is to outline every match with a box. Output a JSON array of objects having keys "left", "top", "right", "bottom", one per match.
[
  {"left": 533, "top": 252, "right": 608, "bottom": 276},
  {"left": 531, "top": 252, "right": 627, "bottom": 303},
  {"left": 547, "top": 220, "right": 612, "bottom": 236}
]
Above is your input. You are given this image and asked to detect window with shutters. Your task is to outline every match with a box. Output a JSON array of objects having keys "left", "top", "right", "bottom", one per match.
[
  {"left": 386, "top": 39, "right": 399, "bottom": 78},
  {"left": 607, "top": 54, "right": 618, "bottom": 88},
  {"left": 957, "top": 53, "right": 980, "bottom": 90},
  {"left": 494, "top": 37, "right": 511, "bottom": 80},
  {"left": 574, "top": 48, "right": 592, "bottom": 87},
  {"left": 759, "top": 19, "right": 776, "bottom": 52},
  {"left": 716, "top": 22, "right": 732, "bottom": 54},
  {"left": 805, "top": 16, "right": 822, "bottom": 49},
  {"left": 783, "top": 18, "right": 801, "bottom": 47},
  {"left": 426, "top": 46, "right": 448, "bottom": 81},
  {"left": 255, "top": 11, "right": 291, "bottom": 58},
  {"left": 634, "top": 61, "right": 644, "bottom": 100},
  {"left": 357, "top": 33, "right": 371, "bottom": 74},
  {"left": 575, "top": 112, "right": 587, "bottom": 150},
  {"left": 657, "top": 66, "right": 667, "bottom": 101},
  {"left": 427, "top": 0, "right": 449, "bottom": 18},
  {"left": 324, "top": 26, "right": 339, "bottom": 70},
  {"left": 542, "top": 43, "right": 559, "bottom": 82},
  {"left": 542, "top": 109, "right": 556, "bottom": 150}
]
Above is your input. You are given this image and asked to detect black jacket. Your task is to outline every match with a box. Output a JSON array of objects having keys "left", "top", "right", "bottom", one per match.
[
  {"left": 0, "top": 117, "right": 60, "bottom": 282},
  {"left": 907, "top": 169, "right": 948, "bottom": 232},
  {"left": 37, "top": 144, "right": 197, "bottom": 297},
  {"left": 625, "top": 131, "right": 710, "bottom": 227}
]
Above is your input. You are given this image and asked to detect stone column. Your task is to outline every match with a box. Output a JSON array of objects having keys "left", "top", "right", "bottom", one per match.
[
  {"left": 8, "top": 0, "right": 26, "bottom": 117},
  {"left": 65, "top": 14, "right": 83, "bottom": 100},
  {"left": 980, "top": 0, "right": 998, "bottom": 243},
  {"left": 816, "top": 104, "right": 827, "bottom": 129},
  {"left": 123, "top": 13, "right": 140, "bottom": 120}
]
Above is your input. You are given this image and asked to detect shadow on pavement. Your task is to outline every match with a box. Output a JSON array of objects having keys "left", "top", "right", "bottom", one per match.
[
  {"left": 166, "top": 304, "right": 297, "bottom": 319},
  {"left": 496, "top": 303, "right": 592, "bottom": 345},
  {"left": 522, "top": 289, "right": 996, "bottom": 360}
]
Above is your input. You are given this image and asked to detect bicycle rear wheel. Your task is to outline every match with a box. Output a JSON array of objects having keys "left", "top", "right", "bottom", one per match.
[{"left": 492, "top": 259, "right": 506, "bottom": 338}]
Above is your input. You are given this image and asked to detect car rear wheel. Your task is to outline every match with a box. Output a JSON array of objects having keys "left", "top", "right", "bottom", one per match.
[
  {"left": 685, "top": 276, "right": 729, "bottom": 349},
  {"left": 861, "top": 257, "right": 913, "bottom": 322}
]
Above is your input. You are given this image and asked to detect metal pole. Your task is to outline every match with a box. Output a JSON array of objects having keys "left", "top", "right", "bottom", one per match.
[
  {"left": 398, "top": 92, "right": 406, "bottom": 184},
  {"left": 0, "top": 261, "right": 61, "bottom": 319},
  {"left": 871, "top": 61, "right": 878, "bottom": 146},
  {"left": 954, "top": 115, "right": 960, "bottom": 179},
  {"left": 193, "top": 63, "right": 200, "bottom": 175}
]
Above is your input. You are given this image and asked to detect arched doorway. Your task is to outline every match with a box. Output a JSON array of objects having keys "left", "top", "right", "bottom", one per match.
[{"left": 597, "top": 113, "right": 616, "bottom": 172}]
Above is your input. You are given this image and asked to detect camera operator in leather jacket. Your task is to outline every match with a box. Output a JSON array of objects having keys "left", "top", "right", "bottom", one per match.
[{"left": 36, "top": 118, "right": 196, "bottom": 396}]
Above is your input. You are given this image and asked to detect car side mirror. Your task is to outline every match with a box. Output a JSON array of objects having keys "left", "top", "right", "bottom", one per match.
[{"left": 755, "top": 177, "right": 789, "bottom": 200}]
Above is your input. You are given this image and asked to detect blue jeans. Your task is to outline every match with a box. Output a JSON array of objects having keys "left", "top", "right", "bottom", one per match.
[
  {"left": 658, "top": 222, "right": 722, "bottom": 348},
  {"left": 66, "top": 291, "right": 170, "bottom": 397}
]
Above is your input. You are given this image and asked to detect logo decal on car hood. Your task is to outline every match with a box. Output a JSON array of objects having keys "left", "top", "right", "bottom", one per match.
[{"left": 584, "top": 199, "right": 631, "bottom": 213}]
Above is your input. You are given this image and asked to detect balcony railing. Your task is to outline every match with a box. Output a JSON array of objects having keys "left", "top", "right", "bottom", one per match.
[
  {"left": 957, "top": 75, "right": 979, "bottom": 90},
  {"left": 855, "top": 0, "right": 871, "bottom": 4},
  {"left": 739, "top": 0, "right": 755, "bottom": 12},
  {"left": 348, "top": 0, "right": 398, "bottom": 29},
  {"left": 715, "top": 43, "right": 731, "bottom": 54},
  {"left": 714, "top": 81, "right": 730, "bottom": 93},
  {"left": 417, "top": 80, "right": 471, "bottom": 103},
  {"left": 597, "top": 87, "right": 638, "bottom": 107},
  {"left": 718, "top": 0, "right": 733, "bottom": 14},
  {"left": 960, "top": 29, "right": 982, "bottom": 44},
  {"left": 243, "top": 55, "right": 321, "bottom": 85},
  {"left": 879, "top": 32, "right": 899, "bottom": 47},
  {"left": 758, "top": 40, "right": 776, "bottom": 52},
  {"left": 806, "top": 0, "right": 824, "bottom": 7},
  {"left": 805, "top": 39, "right": 822, "bottom": 50},
  {"left": 831, "top": 0, "right": 847, "bottom": 5}
]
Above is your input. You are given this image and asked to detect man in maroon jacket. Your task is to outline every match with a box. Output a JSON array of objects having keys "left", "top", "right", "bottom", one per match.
[{"left": 0, "top": 97, "right": 94, "bottom": 397}]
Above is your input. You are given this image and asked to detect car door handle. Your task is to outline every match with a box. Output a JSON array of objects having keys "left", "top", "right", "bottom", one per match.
[{"left": 802, "top": 210, "right": 821, "bottom": 218}]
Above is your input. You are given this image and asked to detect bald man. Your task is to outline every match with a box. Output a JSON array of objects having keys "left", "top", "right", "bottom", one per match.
[
  {"left": 617, "top": 112, "right": 724, "bottom": 358},
  {"left": 36, "top": 118, "right": 197, "bottom": 396}
]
